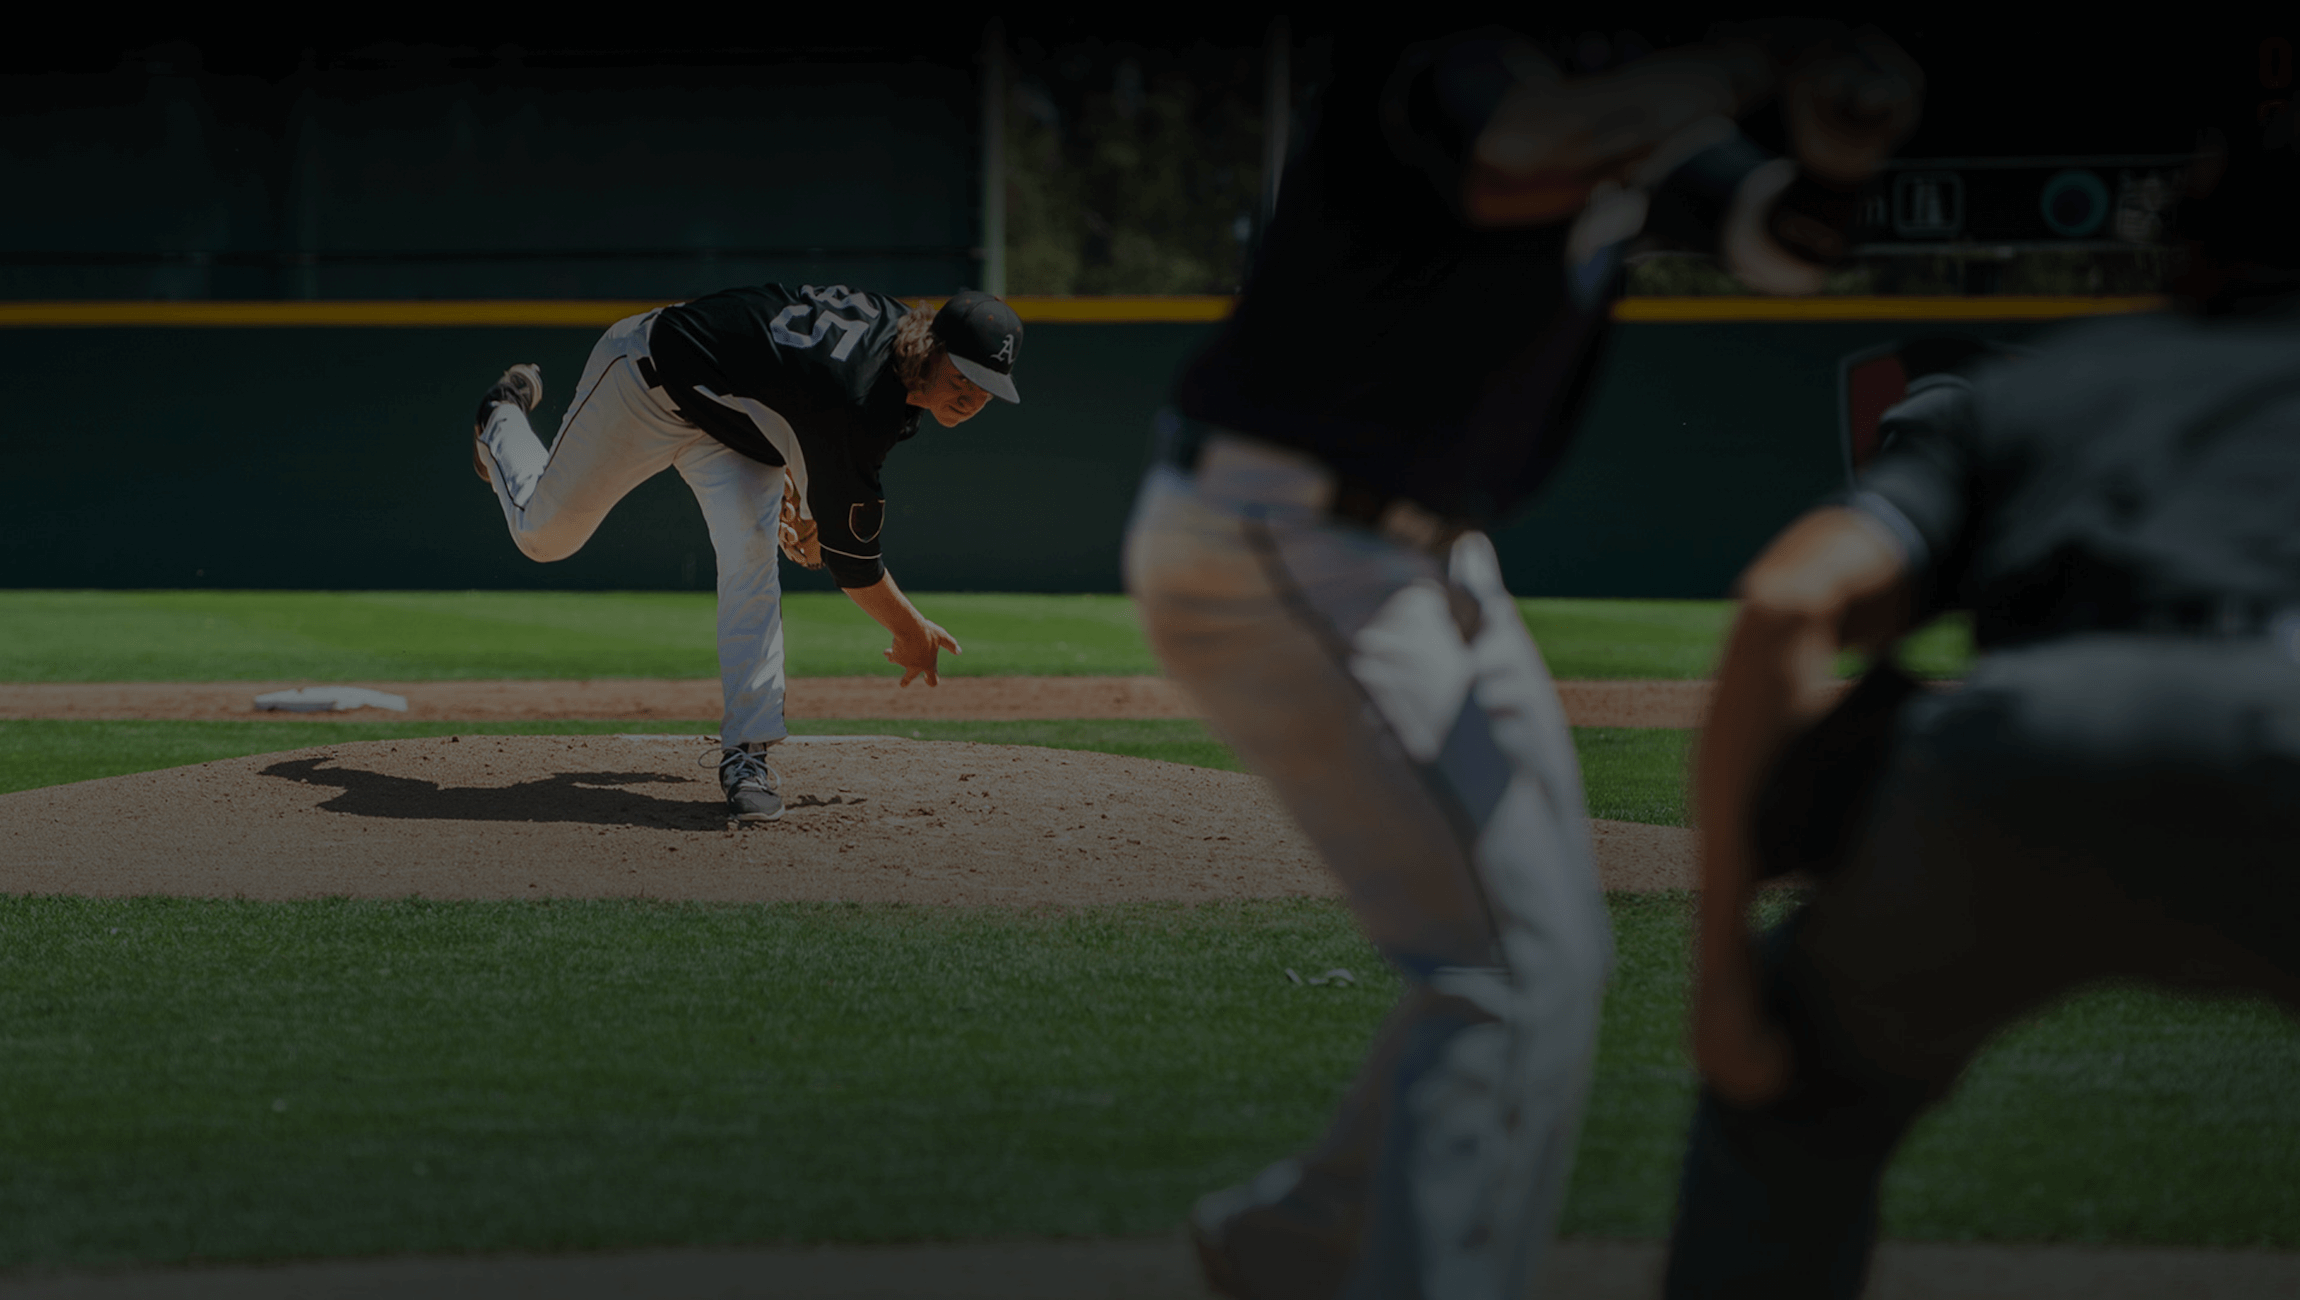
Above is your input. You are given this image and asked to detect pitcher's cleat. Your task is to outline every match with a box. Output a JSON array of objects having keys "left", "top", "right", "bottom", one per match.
[
  {"left": 713, "top": 743, "right": 784, "bottom": 824},
  {"left": 472, "top": 363, "right": 543, "bottom": 482}
]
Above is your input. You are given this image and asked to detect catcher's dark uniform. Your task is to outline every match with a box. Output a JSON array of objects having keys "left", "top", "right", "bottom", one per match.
[{"left": 1665, "top": 299, "right": 2300, "bottom": 1299}]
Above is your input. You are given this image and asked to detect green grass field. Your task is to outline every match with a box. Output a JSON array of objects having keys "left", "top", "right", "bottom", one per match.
[
  {"left": 0, "top": 591, "right": 1979, "bottom": 681},
  {"left": 2, "top": 590, "right": 2289, "bottom": 1270},
  {"left": 1, "top": 897, "right": 2289, "bottom": 1270}
]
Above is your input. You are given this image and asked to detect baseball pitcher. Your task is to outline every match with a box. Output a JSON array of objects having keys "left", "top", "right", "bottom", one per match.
[{"left": 471, "top": 286, "right": 1024, "bottom": 822}]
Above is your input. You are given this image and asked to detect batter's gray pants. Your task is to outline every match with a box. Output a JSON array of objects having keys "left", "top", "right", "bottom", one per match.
[
  {"left": 476, "top": 309, "right": 790, "bottom": 749},
  {"left": 1124, "top": 434, "right": 1614, "bottom": 1300}
]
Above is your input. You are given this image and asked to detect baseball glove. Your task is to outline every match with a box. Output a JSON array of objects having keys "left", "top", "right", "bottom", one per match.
[
  {"left": 1749, "top": 657, "right": 1922, "bottom": 881},
  {"left": 777, "top": 480, "right": 823, "bottom": 570}
]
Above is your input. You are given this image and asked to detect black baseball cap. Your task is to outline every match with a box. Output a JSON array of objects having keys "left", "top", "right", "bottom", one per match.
[{"left": 932, "top": 289, "right": 1024, "bottom": 404}]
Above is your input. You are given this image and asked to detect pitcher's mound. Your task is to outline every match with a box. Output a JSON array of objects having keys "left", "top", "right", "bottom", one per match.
[
  {"left": 0, "top": 736, "right": 1696, "bottom": 904},
  {"left": 0, "top": 735, "right": 1339, "bottom": 905}
]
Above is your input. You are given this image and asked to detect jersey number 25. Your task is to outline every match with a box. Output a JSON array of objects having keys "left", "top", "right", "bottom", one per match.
[{"left": 769, "top": 285, "right": 881, "bottom": 362}]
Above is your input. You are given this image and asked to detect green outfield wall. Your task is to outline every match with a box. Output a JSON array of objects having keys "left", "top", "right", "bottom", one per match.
[{"left": 0, "top": 303, "right": 2125, "bottom": 596}]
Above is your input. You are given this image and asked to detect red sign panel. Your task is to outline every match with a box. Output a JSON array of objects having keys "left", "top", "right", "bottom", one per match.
[{"left": 1840, "top": 348, "right": 1910, "bottom": 478}]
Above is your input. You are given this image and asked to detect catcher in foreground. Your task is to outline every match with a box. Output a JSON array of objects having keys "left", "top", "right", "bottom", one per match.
[
  {"left": 471, "top": 286, "right": 1023, "bottom": 823},
  {"left": 1668, "top": 119, "right": 2300, "bottom": 1296}
]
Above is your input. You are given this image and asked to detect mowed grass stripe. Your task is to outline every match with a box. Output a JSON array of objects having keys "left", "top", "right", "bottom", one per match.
[
  {"left": 0, "top": 720, "right": 1696, "bottom": 826},
  {"left": 0, "top": 896, "right": 2290, "bottom": 1271},
  {"left": 0, "top": 592, "right": 1157, "bottom": 682},
  {"left": 0, "top": 898, "right": 1389, "bottom": 1266},
  {"left": 0, "top": 591, "right": 1979, "bottom": 682},
  {"left": 0, "top": 592, "right": 1158, "bottom": 682}
]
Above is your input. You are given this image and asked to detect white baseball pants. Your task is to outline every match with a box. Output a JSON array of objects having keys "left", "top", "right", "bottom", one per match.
[
  {"left": 1124, "top": 433, "right": 1613, "bottom": 1300},
  {"left": 476, "top": 309, "right": 790, "bottom": 749}
]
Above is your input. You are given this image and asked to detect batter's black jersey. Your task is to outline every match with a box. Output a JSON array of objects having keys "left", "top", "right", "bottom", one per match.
[
  {"left": 649, "top": 283, "right": 921, "bottom": 588},
  {"left": 1175, "top": 29, "right": 1605, "bottom": 525},
  {"left": 1851, "top": 300, "right": 2300, "bottom": 647},
  {"left": 1178, "top": 26, "right": 1798, "bottom": 526}
]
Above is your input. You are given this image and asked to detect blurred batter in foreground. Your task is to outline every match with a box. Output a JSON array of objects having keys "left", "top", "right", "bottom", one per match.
[
  {"left": 1122, "top": 22, "right": 1921, "bottom": 1300},
  {"left": 1668, "top": 118, "right": 2300, "bottom": 1298}
]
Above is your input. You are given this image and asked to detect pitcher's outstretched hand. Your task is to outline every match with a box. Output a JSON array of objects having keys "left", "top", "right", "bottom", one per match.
[{"left": 886, "top": 617, "right": 961, "bottom": 687}]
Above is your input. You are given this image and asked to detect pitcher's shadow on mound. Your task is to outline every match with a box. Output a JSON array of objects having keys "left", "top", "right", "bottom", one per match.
[{"left": 259, "top": 756, "right": 726, "bottom": 830}]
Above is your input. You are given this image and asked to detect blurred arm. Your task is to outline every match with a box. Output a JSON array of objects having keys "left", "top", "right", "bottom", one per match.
[
  {"left": 1463, "top": 39, "right": 1774, "bottom": 226},
  {"left": 1462, "top": 27, "right": 1921, "bottom": 289},
  {"left": 1692, "top": 507, "right": 1913, "bottom": 1101}
]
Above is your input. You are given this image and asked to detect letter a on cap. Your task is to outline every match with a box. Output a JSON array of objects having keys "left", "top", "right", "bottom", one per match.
[{"left": 932, "top": 289, "right": 1024, "bottom": 404}]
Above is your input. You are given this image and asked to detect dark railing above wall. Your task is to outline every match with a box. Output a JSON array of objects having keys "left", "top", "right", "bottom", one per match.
[
  {"left": 0, "top": 248, "right": 984, "bottom": 268},
  {"left": 0, "top": 34, "right": 990, "bottom": 304}
]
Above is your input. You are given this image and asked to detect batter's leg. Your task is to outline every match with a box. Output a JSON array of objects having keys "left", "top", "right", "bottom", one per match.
[
  {"left": 1127, "top": 450, "right": 1611, "bottom": 1300},
  {"left": 476, "top": 310, "right": 695, "bottom": 562},
  {"left": 674, "top": 438, "right": 790, "bottom": 751}
]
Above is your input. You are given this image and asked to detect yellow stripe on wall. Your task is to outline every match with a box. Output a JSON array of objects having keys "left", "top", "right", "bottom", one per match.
[
  {"left": 1008, "top": 296, "right": 1237, "bottom": 322},
  {"left": 0, "top": 294, "right": 2165, "bottom": 328},
  {"left": 1612, "top": 295, "right": 2168, "bottom": 322}
]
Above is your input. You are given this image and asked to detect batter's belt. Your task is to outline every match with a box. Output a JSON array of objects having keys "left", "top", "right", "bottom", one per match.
[{"left": 1153, "top": 412, "right": 1472, "bottom": 556}]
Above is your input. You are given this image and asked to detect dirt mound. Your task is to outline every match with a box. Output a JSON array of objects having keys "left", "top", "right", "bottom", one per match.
[{"left": 0, "top": 736, "right": 1695, "bottom": 903}]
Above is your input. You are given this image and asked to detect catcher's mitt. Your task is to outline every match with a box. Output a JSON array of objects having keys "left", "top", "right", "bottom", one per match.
[
  {"left": 777, "top": 480, "right": 823, "bottom": 569},
  {"left": 1750, "top": 657, "right": 1921, "bottom": 881}
]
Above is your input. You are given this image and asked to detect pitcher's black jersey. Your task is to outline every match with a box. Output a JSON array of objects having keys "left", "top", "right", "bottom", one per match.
[{"left": 649, "top": 283, "right": 921, "bottom": 587}]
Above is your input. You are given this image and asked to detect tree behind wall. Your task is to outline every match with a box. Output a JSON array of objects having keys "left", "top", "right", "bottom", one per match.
[{"left": 1005, "top": 37, "right": 1265, "bottom": 295}]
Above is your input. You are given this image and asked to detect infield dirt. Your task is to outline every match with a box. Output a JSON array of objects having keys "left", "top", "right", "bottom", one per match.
[
  {"left": 0, "top": 675, "right": 1718, "bottom": 727},
  {"left": 0, "top": 734, "right": 1698, "bottom": 902}
]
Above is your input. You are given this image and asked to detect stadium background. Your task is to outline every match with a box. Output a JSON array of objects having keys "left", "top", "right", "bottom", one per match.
[
  {"left": 1, "top": 17, "right": 2262, "bottom": 595},
  {"left": 4, "top": 17, "right": 2299, "bottom": 1291}
]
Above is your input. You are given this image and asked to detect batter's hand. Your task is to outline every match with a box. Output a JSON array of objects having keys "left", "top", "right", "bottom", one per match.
[{"left": 885, "top": 617, "right": 961, "bottom": 687}]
